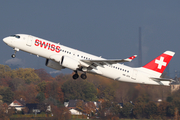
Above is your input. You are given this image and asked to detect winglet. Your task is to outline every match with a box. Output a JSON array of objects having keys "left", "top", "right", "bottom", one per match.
[{"left": 125, "top": 55, "right": 137, "bottom": 62}]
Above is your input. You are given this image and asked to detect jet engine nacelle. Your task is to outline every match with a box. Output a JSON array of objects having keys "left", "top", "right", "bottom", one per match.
[
  {"left": 60, "top": 56, "right": 79, "bottom": 70},
  {"left": 45, "top": 59, "right": 63, "bottom": 70}
]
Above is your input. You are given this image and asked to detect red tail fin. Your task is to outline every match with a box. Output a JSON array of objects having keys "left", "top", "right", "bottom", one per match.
[{"left": 143, "top": 51, "right": 175, "bottom": 74}]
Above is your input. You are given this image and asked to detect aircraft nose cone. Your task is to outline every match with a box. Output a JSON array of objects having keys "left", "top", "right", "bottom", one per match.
[
  {"left": 3, "top": 37, "right": 8, "bottom": 43},
  {"left": 3, "top": 37, "right": 11, "bottom": 45}
]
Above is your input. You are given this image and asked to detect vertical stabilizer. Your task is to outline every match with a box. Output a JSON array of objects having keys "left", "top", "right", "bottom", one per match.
[{"left": 142, "top": 51, "right": 175, "bottom": 77}]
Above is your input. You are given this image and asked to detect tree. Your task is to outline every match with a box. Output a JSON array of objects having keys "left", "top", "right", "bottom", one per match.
[
  {"left": 133, "top": 102, "right": 146, "bottom": 119},
  {"left": 0, "top": 95, "right": 3, "bottom": 105},
  {"left": 51, "top": 105, "right": 71, "bottom": 120},
  {"left": 101, "top": 101, "right": 112, "bottom": 109},
  {"left": 45, "top": 81, "right": 64, "bottom": 102},
  {"left": 115, "top": 83, "right": 130, "bottom": 103},
  {"left": 83, "top": 101, "right": 96, "bottom": 115},
  {"left": 37, "top": 81, "right": 47, "bottom": 93},
  {"left": 44, "top": 97, "right": 63, "bottom": 107},
  {"left": 0, "top": 64, "right": 11, "bottom": 78},
  {"left": 35, "top": 68, "right": 54, "bottom": 81},
  {"left": 37, "top": 103, "right": 48, "bottom": 113},
  {"left": 76, "top": 100, "right": 84, "bottom": 112},
  {"left": 98, "top": 101, "right": 113, "bottom": 118},
  {"left": 55, "top": 73, "right": 72, "bottom": 85},
  {"left": 172, "top": 91, "right": 180, "bottom": 115},
  {"left": 144, "top": 101, "right": 157, "bottom": 119},
  {"left": 7, "top": 78, "right": 25, "bottom": 91},
  {"left": 121, "top": 102, "right": 133, "bottom": 118},
  {"left": 62, "top": 80, "right": 97, "bottom": 101},
  {"left": 83, "top": 81, "right": 98, "bottom": 101},
  {"left": 12, "top": 68, "right": 40, "bottom": 84},
  {"left": 0, "top": 87, "right": 14, "bottom": 103},
  {"left": 36, "top": 92, "right": 45, "bottom": 103},
  {"left": 0, "top": 78, "right": 9, "bottom": 87},
  {"left": 98, "top": 85, "right": 115, "bottom": 101},
  {"left": 110, "top": 102, "right": 121, "bottom": 117},
  {"left": 166, "top": 96, "right": 173, "bottom": 102},
  {"left": 7, "top": 107, "right": 16, "bottom": 117},
  {"left": 0, "top": 101, "right": 6, "bottom": 119},
  {"left": 135, "top": 93, "right": 149, "bottom": 103},
  {"left": 56, "top": 86, "right": 64, "bottom": 102},
  {"left": 166, "top": 103, "right": 175, "bottom": 118},
  {"left": 22, "top": 107, "right": 29, "bottom": 114},
  {"left": 157, "top": 101, "right": 169, "bottom": 119},
  {"left": 14, "top": 90, "right": 27, "bottom": 101}
]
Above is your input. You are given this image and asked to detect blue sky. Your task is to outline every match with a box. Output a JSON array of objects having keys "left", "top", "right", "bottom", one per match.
[{"left": 0, "top": 1, "right": 180, "bottom": 77}]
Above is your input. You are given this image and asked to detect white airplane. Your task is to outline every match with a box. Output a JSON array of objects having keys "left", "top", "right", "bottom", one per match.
[{"left": 3, "top": 34, "right": 175, "bottom": 86}]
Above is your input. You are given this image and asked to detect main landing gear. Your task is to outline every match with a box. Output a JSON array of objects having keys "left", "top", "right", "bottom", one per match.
[{"left": 72, "top": 71, "right": 87, "bottom": 80}]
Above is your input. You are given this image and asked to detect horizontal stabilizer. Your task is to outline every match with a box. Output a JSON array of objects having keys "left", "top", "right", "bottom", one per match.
[{"left": 150, "top": 77, "right": 175, "bottom": 82}]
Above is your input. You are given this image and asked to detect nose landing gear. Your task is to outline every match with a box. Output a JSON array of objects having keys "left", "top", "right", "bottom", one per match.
[
  {"left": 11, "top": 54, "right": 16, "bottom": 58},
  {"left": 11, "top": 48, "right": 19, "bottom": 58}
]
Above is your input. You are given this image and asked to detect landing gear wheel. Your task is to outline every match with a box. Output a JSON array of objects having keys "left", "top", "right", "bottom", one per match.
[
  {"left": 12, "top": 48, "right": 18, "bottom": 58},
  {"left": 73, "top": 74, "right": 79, "bottom": 79},
  {"left": 81, "top": 73, "right": 87, "bottom": 79},
  {"left": 11, "top": 54, "right": 16, "bottom": 58}
]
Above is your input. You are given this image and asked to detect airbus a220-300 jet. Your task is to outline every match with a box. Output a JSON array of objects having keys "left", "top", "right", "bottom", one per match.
[{"left": 3, "top": 34, "right": 175, "bottom": 86}]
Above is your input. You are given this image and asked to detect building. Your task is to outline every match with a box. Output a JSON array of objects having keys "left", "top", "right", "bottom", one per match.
[
  {"left": 9, "top": 98, "right": 26, "bottom": 111},
  {"left": 65, "top": 100, "right": 100, "bottom": 115},
  {"left": 9, "top": 99, "right": 51, "bottom": 114},
  {"left": 171, "top": 84, "right": 180, "bottom": 93}
]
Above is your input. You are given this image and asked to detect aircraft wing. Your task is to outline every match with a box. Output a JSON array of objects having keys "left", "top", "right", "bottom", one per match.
[{"left": 81, "top": 55, "right": 137, "bottom": 68}]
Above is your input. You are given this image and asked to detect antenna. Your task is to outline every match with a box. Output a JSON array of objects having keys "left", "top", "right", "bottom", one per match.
[{"left": 138, "top": 27, "right": 142, "bottom": 67}]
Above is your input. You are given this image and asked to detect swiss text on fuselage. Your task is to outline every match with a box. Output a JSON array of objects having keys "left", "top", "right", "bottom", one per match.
[{"left": 34, "top": 39, "right": 60, "bottom": 53}]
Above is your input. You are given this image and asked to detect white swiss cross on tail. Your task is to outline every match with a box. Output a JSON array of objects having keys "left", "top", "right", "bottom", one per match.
[
  {"left": 143, "top": 51, "right": 175, "bottom": 74},
  {"left": 155, "top": 57, "right": 167, "bottom": 69}
]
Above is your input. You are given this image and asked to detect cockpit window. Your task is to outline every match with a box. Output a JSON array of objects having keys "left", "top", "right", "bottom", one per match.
[{"left": 10, "top": 35, "right": 20, "bottom": 39}]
